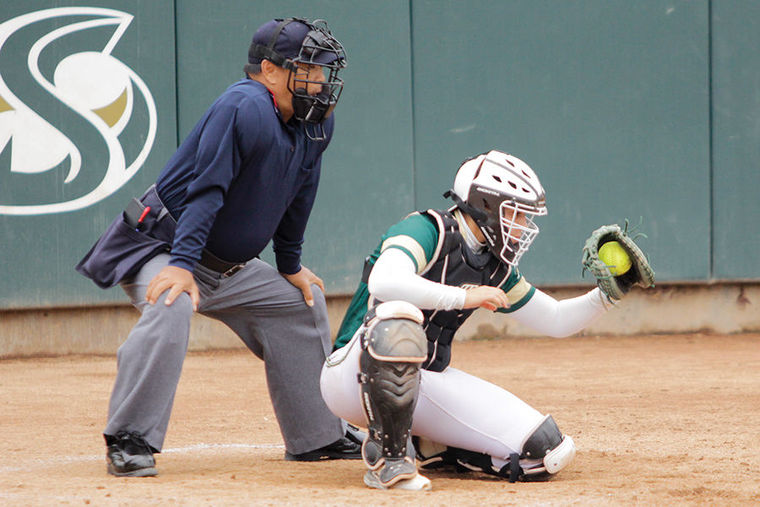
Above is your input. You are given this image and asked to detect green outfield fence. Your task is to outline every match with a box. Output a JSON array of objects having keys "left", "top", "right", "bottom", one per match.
[{"left": 1, "top": 0, "right": 758, "bottom": 310}]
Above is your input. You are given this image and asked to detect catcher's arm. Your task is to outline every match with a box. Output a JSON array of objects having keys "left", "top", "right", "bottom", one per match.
[
  {"left": 582, "top": 221, "right": 655, "bottom": 302},
  {"left": 507, "top": 287, "right": 610, "bottom": 337}
]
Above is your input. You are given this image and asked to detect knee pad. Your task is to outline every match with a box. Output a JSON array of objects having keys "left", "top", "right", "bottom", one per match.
[
  {"left": 543, "top": 434, "right": 575, "bottom": 474},
  {"left": 521, "top": 414, "right": 576, "bottom": 475},
  {"left": 358, "top": 301, "right": 427, "bottom": 486}
]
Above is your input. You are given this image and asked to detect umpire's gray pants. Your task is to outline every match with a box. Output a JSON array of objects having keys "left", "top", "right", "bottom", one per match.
[{"left": 104, "top": 253, "right": 344, "bottom": 454}]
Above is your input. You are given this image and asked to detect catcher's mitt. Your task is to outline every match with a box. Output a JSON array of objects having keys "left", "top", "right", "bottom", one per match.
[{"left": 582, "top": 221, "right": 655, "bottom": 301}]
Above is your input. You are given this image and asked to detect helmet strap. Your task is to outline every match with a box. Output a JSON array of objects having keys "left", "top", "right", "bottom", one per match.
[
  {"left": 249, "top": 18, "right": 299, "bottom": 71},
  {"left": 443, "top": 190, "right": 488, "bottom": 224}
]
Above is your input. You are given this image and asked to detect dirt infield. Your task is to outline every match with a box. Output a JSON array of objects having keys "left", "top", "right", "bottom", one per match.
[{"left": 1, "top": 332, "right": 758, "bottom": 506}]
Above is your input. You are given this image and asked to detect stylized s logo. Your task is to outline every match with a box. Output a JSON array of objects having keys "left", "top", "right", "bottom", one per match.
[{"left": 0, "top": 7, "right": 157, "bottom": 215}]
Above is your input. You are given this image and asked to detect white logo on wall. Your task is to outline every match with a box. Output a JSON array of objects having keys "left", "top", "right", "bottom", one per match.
[{"left": 0, "top": 7, "right": 157, "bottom": 215}]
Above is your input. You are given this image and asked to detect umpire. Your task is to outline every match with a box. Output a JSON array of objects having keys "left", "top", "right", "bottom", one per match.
[{"left": 76, "top": 17, "right": 360, "bottom": 477}]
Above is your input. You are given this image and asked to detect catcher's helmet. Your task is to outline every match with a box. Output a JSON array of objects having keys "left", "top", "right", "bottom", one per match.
[
  {"left": 247, "top": 18, "right": 347, "bottom": 140},
  {"left": 446, "top": 150, "right": 547, "bottom": 266}
]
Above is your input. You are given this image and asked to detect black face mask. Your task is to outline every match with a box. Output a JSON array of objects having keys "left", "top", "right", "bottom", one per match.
[
  {"left": 289, "top": 62, "right": 343, "bottom": 140},
  {"left": 291, "top": 87, "right": 334, "bottom": 141},
  {"left": 247, "top": 18, "right": 346, "bottom": 140},
  {"left": 292, "top": 87, "right": 334, "bottom": 124},
  {"left": 289, "top": 21, "right": 345, "bottom": 139}
]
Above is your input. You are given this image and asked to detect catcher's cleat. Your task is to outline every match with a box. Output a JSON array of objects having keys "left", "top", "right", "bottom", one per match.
[
  {"left": 105, "top": 431, "right": 157, "bottom": 477},
  {"left": 284, "top": 434, "right": 362, "bottom": 461},
  {"left": 363, "top": 469, "right": 432, "bottom": 491}
]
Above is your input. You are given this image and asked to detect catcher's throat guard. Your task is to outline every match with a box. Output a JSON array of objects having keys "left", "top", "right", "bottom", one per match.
[{"left": 358, "top": 301, "right": 427, "bottom": 488}]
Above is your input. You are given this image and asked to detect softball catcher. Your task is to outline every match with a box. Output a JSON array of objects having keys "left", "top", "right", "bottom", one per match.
[{"left": 320, "top": 150, "right": 654, "bottom": 490}]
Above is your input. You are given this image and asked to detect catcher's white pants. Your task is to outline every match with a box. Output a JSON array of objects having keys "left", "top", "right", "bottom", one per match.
[{"left": 320, "top": 328, "right": 546, "bottom": 462}]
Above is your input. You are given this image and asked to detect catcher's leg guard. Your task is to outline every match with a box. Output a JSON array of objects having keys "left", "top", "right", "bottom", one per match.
[
  {"left": 358, "top": 301, "right": 428, "bottom": 488},
  {"left": 520, "top": 414, "right": 576, "bottom": 477},
  {"left": 414, "top": 414, "right": 575, "bottom": 483}
]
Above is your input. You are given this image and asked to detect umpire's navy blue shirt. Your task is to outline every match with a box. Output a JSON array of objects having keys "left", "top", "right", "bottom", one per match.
[{"left": 155, "top": 78, "right": 333, "bottom": 275}]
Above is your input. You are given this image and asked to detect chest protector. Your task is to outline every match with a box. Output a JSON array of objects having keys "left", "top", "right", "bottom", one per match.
[{"left": 415, "top": 209, "right": 512, "bottom": 372}]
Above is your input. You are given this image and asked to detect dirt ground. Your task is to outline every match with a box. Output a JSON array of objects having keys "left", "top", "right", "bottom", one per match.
[{"left": 1, "top": 332, "right": 758, "bottom": 506}]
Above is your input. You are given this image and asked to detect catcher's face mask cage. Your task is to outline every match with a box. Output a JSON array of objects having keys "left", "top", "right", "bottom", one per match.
[
  {"left": 288, "top": 20, "right": 346, "bottom": 140},
  {"left": 449, "top": 150, "right": 547, "bottom": 266},
  {"left": 498, "top": 200, "right": 545, "bottom": 266}
]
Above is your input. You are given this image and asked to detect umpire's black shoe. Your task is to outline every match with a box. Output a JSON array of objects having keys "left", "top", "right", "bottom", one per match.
[
  {"left": 105, "top": 431, "right": 158, "bottom": 477},
  {"left": 344, "top": 423, "right": 367, "bottom": 445},
  {"left": 284, "top": 434, "right": 363, "bottom": 462}
]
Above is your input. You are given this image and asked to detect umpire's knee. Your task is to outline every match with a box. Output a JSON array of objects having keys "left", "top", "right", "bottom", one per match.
[
  {"left": 310, "top": 284, "right": 327, "bottom": 310},
  {"left": 118, "top": 291, "right": 193, "bottom": 362},
  {"left": 141, "top": 291, "right": 194, "bottom": 345}
]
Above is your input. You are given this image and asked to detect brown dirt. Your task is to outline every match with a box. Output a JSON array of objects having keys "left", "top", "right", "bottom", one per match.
[{"left": 1, "top": 332, "right": 758, "bottom": 506}]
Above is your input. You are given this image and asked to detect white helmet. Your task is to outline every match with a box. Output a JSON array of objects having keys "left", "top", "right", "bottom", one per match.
[{"left": 446, "top": 150, "right": 547, "bottom": 266}]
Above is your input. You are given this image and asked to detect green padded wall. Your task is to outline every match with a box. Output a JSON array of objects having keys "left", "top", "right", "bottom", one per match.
[
  {"left": 411, "top": 0, "right": 711, "bottom": 285},
  {"left": 175, "top": 0, "right": 415, "bottom": 292},
  {"left": 0, "top": 0, "right": 177, "bottom": 308},
  {"left": 711, "top": 0, "right": 760, "bottom": 280},
  {"left": 0, "top": 1, "right": 758, "bottom": 310}
]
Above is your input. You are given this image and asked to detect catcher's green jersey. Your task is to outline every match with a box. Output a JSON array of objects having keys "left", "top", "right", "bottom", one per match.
[{"left": 333, "top": 211, "right": 535, "bottom": 350}]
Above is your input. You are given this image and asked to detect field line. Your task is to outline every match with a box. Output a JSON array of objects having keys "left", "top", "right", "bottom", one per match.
[{"left": 0, "top": 442, "right": 284, "bottom": 473}]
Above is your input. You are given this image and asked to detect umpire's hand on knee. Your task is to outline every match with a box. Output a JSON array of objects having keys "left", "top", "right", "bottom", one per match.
[
  {"left": 146, "top": 266, "right": 200, "bottom": 311},
  {"left": 282, "top": 265, "right": 325, "bottom": 307}
]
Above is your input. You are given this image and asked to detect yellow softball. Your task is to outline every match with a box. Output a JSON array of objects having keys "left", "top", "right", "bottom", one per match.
[{"left": 598, "top": 241, "right": 632, "bottom": 276}]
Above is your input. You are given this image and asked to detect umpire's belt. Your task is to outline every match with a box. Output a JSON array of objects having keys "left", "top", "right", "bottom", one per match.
[{"left": 199, "top": 249, "right": 245, "bottom": 277}]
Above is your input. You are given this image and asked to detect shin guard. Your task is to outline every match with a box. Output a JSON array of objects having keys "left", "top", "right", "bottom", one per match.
[{"left": 358, "top": 301, "right": 428, "bottom": 487}]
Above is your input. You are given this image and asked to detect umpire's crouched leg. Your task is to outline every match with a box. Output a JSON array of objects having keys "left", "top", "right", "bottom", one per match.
[
  {"left": 197, "top": 258, "right": 360, "bottom": 461},
  {"left": 104, "top": 254, "right": 194, "bottom": 476}
]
